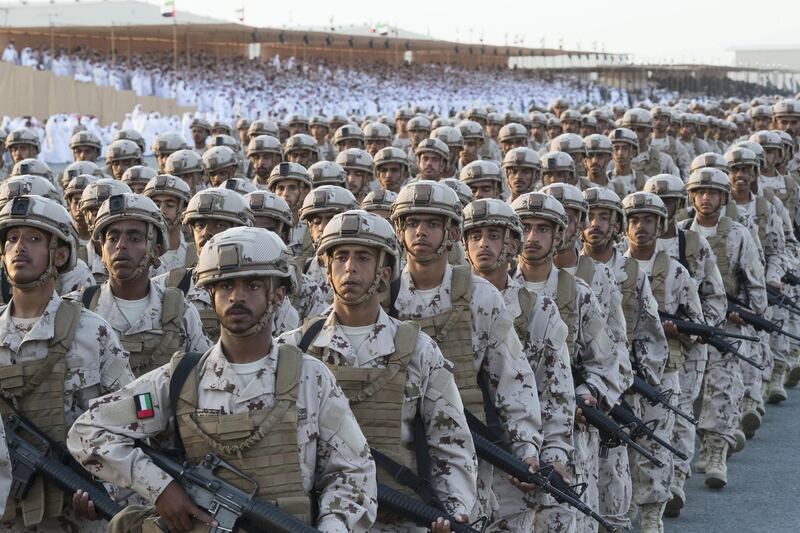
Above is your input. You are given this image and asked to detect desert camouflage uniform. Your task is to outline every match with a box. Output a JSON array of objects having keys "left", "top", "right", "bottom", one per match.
[
  {"left": 632, "top": 145, "right": 679, "bottom": 178},
  {"left": 67, "top": 343, "right": 377, "bottom": 532},
  {"left": 0, "top": 291, "right": 133, "bottom": 532},
  {"left": 278, "top": 309, "right": 478, "bottom": 531},
  {"left": 651, "top": 136, "right": 691, "bottom": 176},
  {"left": 149, "top": 235, "right": 191, "bottom": 278},
  {"left": 393, "top": 264, "right": 543, "bottom": 527},
  {"left": 57, "top": 258, "right": 96, "bottom": 295}
]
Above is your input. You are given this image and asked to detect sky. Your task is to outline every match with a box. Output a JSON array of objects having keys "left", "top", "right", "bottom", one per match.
[{"left": 14, "top": 0, "right": 800, "bottom": 65}]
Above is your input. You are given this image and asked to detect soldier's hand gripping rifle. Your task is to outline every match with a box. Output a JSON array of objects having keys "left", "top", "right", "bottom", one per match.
[
  {"left": 630, "top": 374, "right": 698, "bottom": 426},
  {"left": 377, "top": 483, "right": 487, "bottom": 533},
  {"left": 4, "top": 411, "right": 122, "bottom": 521},
  {"left": 464, "top": 410, "right": 619, "bottom": 533},
  {"left": 608, "top": 401, "right": 688, "bottom": 460},
  {"left": 658, "top": 310, "right": 764, "bottom": 369},
  {"left": 138, "top": 442, "right": 320, "bottom": 533},
  {"left": 727, "top": 297, "right": 800, "bottom": 343}
]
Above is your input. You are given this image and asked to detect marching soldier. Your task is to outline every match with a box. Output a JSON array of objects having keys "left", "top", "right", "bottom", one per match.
[
  {"left": 201, "top": 145, "right": 238, "bottom": 187},
  {"left": 621, "top": 110, "right": 679, "bottom": 178},
  {"left": 459, "top": 160, "right": 503, "bottom": 200},
  {"left": 502, "top": 147, "right": 541, "bottom": 202},
  {"left": 285, "top": 133, "right": 321, "bottom": 169},
  {"left": 69, "top": 130, "right": 102, "bottom": 163},
  {"left": 364, "top": 122, "right": 393, "bottom": 158},
  {"left": 413, "top": 138, "right": 450, "bottom": 182},
  {"left": 267, "top": 162, "right": 313, "bottom": 258},
  {"left": 5, "top": 128, "right": 40, "bottom": 165},
  {"left": 68, "top": 226, "right": 378, "bottom": 532},
  {"left": 79, "top": 178, "right": 133, "bottom": 283},
  {"left": 650, "top": 107, "right": 690, "bottom": 177},
  {"left": 310, "top": 116, "right": 335, "bottom": 161},
  {"left": 143, "top": 174, "right": 194, "bottom": 276},
  {"left": 336, "top": 148, "right": 375, "bottom": 203},
  {"left": 608, "top": 128, "right": 648, "bottom": 196},
  {"left": 164, "top": 149, "right": 207, "bottom": 195},
  {"left": 151, "top": 132, "right": 188, "bottom": 174},
  {"left": 105, "top": 139, "right": 143, "bottom": 181}
]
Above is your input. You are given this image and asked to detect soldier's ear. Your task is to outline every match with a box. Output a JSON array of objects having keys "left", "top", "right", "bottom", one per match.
[
  {"left": 53, "top": 240, "right": 70, "bottom": 269},
  {"left": 272, "top": 284, "right": 287, "bottom": 305}
]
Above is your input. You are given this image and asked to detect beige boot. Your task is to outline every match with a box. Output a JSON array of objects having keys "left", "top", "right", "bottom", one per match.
[
  {"left": 740, "top": 396, "right": 762, "bottom": 439},
  {"left": 786, "top": 362, "right": 800, "bottom": 388},
  {"left": 704, "top": 433, "right": 729, "bottom": 489},
  {"left": 729, "top": 428, "right": 746, "bottom": 456},
  {"left": 694, "top": 440, "right": 707, "bottom": 473},
  {"left": 638, "top": 502, "right": 666, "bottom": 533},
  {"left": 664, "top": 470, "right": 687, "bottom": 518},
  {"left": 767, "top": 363, "right": 789, "bottom": 404}
]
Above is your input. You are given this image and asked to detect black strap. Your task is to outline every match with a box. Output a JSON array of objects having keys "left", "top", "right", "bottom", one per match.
[
  {"left": 0, "top": 269, "right": 11, "bottom": 304},
  {"left": 297, "top": 318, "right": 326, "bottom": 353},
  {"left": 302, "top": 257, "right": 314, "bottom": 275},
  {"left": 387, "top": 278, "right": 401, "bottom": 319},
  {"left": 81, "top": 284, "right": 101, "bottom": 310},
  {"left": 477, "top": 370, "right": 504, "bottom": 444},
  {"left": 177, "top": 268, "right": 193, "bottom": 296},
  {"left": 507, "top": 265, "right": 517, "bottom": 277},
  {"left": 677, "top": 229, "right": 687, "bottom": 272},
  {"left": 168, "top": 351, "right": 203, "bottom": 455},
  {"left": 371, "top": 428, "right": 442, "bottom": 510}
]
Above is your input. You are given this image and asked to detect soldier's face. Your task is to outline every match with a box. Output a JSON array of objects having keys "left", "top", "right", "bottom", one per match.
[
  {"left": 191, "top": 219, "right": 233, "bottom": 252},
  {"left": 532, "top": 125, "right": 545, "bottom": 140},
  {"left": 462, "top": 139, "right": 481, "bottom": 161},
  {"left": 654, "top": 116, "right": 670, "bottom": 134},
  {"left": 238, "top": 129, "right": 250, "bottom": 146},
  {"left": 10, "top": 145, "right": 36, "bottom": 163},
  {"left": 547, "top": 126, "right": 562, "bottom": 139},
  {"left": 287, "top": 150, "right": 314, "bottom": 168},
  {"left": 101, "top": 220, "right": 152, "bottom": 279},
  {"left": 111, "top": 159, "right": 136, "bottom": 180},
  {"left": 346, "top": 170, "right": 370, "bottom": 196},
  {"left": 541, "top": 170, "right": 572, "bottom": 186},
  {"left": 775, "top": 116, "right": 800, "bottom": 137},
  {"left": 396, "top": 118, "right": 409, "bottom": 134},
  {"left": 418, "top": 154, "right": 445, "bottom": 179},
  {"left": 662, "top": 198, "right": 681, "bottom": 220},
  {"left": 501, "top": 139, "right": 526, "bottom": 155},
  {"left": 469, "top": 180, "right": 500, "bottom": 200},
  {"left": 678, "top": 125, "right": 694, "bottom": 139},
  {"left": 626, "top": 213, "right": 659, "bottom": 247},
  {"left": 151, "top": 195, "right": 181, "bottom": 228},
  {"left": 156, "top": 153, "right": 171, "bottom": 173},
  {"left": 377, "top": 164, "right": 404, "bottom": 192},
  {"left": 72, "top": 146, "right": 99, "bottom": 162},
  {"left": 310, "top": 125, "right": 328, "bottom": 140},
  {"left": 580, "top": 125, "right": 596, "bottom": 137},
  {"left": 400, "top": 214, "right": 449, "bottom": 261},
  {"left": 254, "top": 216, "right": 289, "bottom": 243},
  {"left": 631, "top": 126, "right": 651, "bottom": 148},
  {"left": 764, "top": 147, "right": 781, "bottom": 170},
  {"left": 612, "top": 143, "right": 633, "bottom": 167},
  {"left": 465, "top": 226, "right": 506, "bottom": 273},
  {"left": 209, "top": 167, "right": 236, "bottom": 187},
  {"left": 366, "top": 140, "right": 389, "bottom": 157},
  {"left": 487, "top": 123, "right": 501, "bottom": 137},
  {"left": 251, "top": 153, "right": 280, "bottom": 179},
  {"left": 329, "top": 244, "right": 389, "bottom": 304},
  {"left": 690, "top": 189, "right": 723, "bottom": 216},
  {"left": 191, "top": 127, "right": 208, "bottom": 146},
  {"left": 587, "top": 152, "right": 610, "bottom": 178},
  {"left": 520, "top": 217, "right": 556, "bottom": 261},
  {"left": 563, "top": 207, "right": 583, "bottom": 243},
  {"left": 213, "top": 277, "right": 285, "bottom": 334},
  {"left": 409, "top": 130, "right": 429, "bottom": 146},
  {"left": 289, "top": 124, "right": 309, "bottom": 135},
  {"left": 584, "top": 208, "right": 615, "bottom": 247},
  {"left": 68, "top": 195, "right": 88, "bottom": 232},
  {"left": 562, "top": 120, "right": 579, "bottom": 134},
  {"left": 308, "top": 213, "right": 335, "bottom": 243},
  {"left": 3, "top": 227, "right": 67, "bottom": 283},
  {"left": 82, "top": 207, "right": 100, "bottom": 230},
  {"left": 338, "top": 139, "right": 363, "bottom": 151}
]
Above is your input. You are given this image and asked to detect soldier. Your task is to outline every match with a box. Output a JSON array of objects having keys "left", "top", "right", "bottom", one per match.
[
  {"left": 677, "top": 168, "right": 767, "bottom": 489},
  {"left": 502, "top": 147, "right": 541, "bottom": 202},
  {"left": 584, "top": 134, "right": 614, "bottom": 189},
  {"left": 374, "top": 147, "right": 410, "bottom": 193},
  {"left": 164, "top": 148, "right": 206, "bottom": 194},
  {"left": 462, "top": 198, "right": 575, "bottom": 532},
  {"left": 188, "top": 118, "right": 211, "bottom": 155},
  {"left": 509, "top": 191, "right": 625, "bottom": 533},
  {"left": 202, "top": 145, "right": 238, "bottom": 187},
  {"left": 105, "top": 139, "right": 143, "bottom": 181},
  {"left": 540, "top": 151, "right": 578, "bottom": 187},
  {"left": 560, "top": 110, "right": 581, "bottom": 135},
  {"left": 279, "top": 210, "right": 478, "bottom": 531},
  {"left": 309, "top": 160, "right": 348, "bottom": 188},
  {"left": 79, "top": 178, "right": 133, "bottom": 283},
  {"left": 361, "top": 189, "right": 397, "bottom": 221},
  {"left": 431, "top": 126, "right": 465, "bottom": 180},
  {"left": 10, "top": 158, "right": 60, "bottom": 193},
  {"left": 748, "top": 105, "right": 774, "bottom": 133},
  {"left": 458, "top": 120, "right": 487, "bottom": 166},
  {"left": 285, "top": 133, "right": 320, "bottom": 169},
  {"left": 497, "top": 123, "right": 529, "bottom": 157},
  {"left": 529, "top": 112, "right": 549, "bottom": 152},
  {"left": 0, "top": 174, "right": 61, "bottom": 207},
  {"left": 621, "top": 109, "right": 679, "bottom": 178},
  {"left": 387, "top": 181, "right": 543, "bottom": 524},
  {"left": 298, "top": 185, "right": 358, "bottom": 296},
  {"left": 120, "top": 165, "right": 157, "bottom": 195},
  {"left": 580, "top": 115, "right": 598, "bottom": 137},
  {"left": 676, "top": 114, "right": 713, "bottom": 160},
  {"left": 267, "top": 162, "right": 313, "bottom": 259},
  {"left": 246, "top": 135, "right": 283, "bottom": 190},
  {"left": 143, "top": 174, "right": 193, "bottom": 276},
  {"left": 70, "top": 130, "right": 102, "bottom": 163},
  {"left": 247, "top": 119, "right": 280, "bottom": 141},
  {"left": 155, "top": 187, "right": 254, "bottom": 343},
  {"left": 287, "top": 113, "right": 310, "bottom": 135},
  {"left": 406, "top": 116, "right": 432, "bottom": 158},
  {"left": 772, "top": 99, "right": 800, "bottom": 173},
  {"left": 310, "top": 115, "right": 335, "bottom": 161},
  {"left": 459, "top": 160, "right": 503, "bottom": 200},
  {"left": 210, "top": 120, "right": 233, "bottom": 137},
  {"left": 650, "top": 106, "right": 691, "bottom": 177},
  {"left": 363, "top": 122, "right": 393, "bottom": 158},
  {"left": 550, "top": 133, "right": 590, "bottom": 179},
  {"left": 234, "top": 118, "right": 249, "bottom": 146},
  {"left": 68, "top": 226, "right": 378, "bottom": 532},
  {"left": 112, "top": 129, "right": 146, "bottom": 156},
  {"left": 609, "top": 128, "right": 648, "bottom": 196},
  {"left": 620, "top": 192, "right": 702, "bottom": 532},
  {"left": 71, "top": 193, "right": 211, "bottom": 376},
  {"left": 414, "top": 138, "right": 450, "bottom": 182},
  {"left": 5, "top": 127, "right": 40, "bottom": 164},
  {"left": 60, "top": 160, "right": 105, "bottom": 190},
  {"left": 392, "top": 108, "right": 414, "bottom": 152},
  {"left": 546, "top": 116, "right": 563, "bottom": 142},
  {"left": 64, "top": 174, "right": 98, "bottom": 263},
  {"left": 0, "top": 195, "right": 132, "bottom": 531},
  {"left": 333, "top": 124, "right": 366, "bottom": 152},
  {"left": 336, "top": 148, "right": 375, "bottom": 203},
  {"left": 151, "top": 132, "right": 188, "bottom": 173}
]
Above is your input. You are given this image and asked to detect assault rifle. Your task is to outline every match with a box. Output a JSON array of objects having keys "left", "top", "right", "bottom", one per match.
[
  {"left": 782, "top": 272, "right": 800, "bottom": 286},
  {"left": 377, "top": 483, "right": 486, "bottom": 533},
  {"left": 766, "top": 286, "right": 800, "bottom": 316},
  {"left": 630, "top": 374, "right": 698, "bottom": 426},
  {"left": 659, "top": 311, "right": 764, "bottom": 369},
  {"left": 139, "top": 442, "right": 319, "bottom": 533},
  {"left": 4, "top": 412, "right": 122, "bottom": 521},
  {"left": 465, "top": 410, "right": 618, "bottom": 533},
  {"left": 727, "top": 297, "right": 800, "bottom": 342},
  {"left": 608, "top": 401, "right": 688, "bottom": 460}
]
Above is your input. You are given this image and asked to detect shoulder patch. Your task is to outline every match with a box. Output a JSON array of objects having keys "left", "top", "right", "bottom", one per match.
[{"left": 134, "top": 392, "right": 155, "bottom": 419}]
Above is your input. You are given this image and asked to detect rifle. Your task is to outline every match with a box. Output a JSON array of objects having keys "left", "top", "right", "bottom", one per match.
[
  {"left": 139, "top": 442, "right": 319, "bottom": 533},
  {"left": 574, "top": 397, "right": 664, "bottom": 468},
  {"left": 377, "top": 484, "right": 487, "bottom": 533},
  {"left": 464, "top": 410, "right": 618, "bottom": 533},
  {"left": 4, "top": 413, "right": 122, "bottom": 521},
  {"left": 608, "top": 401, "right": 688, "bottom": 460},
  {"left": 766, "top": 286, "right": 800, "bottom": 315},
  {"left": 630, "top": 374, "right": 698, "bottom": 426},
  {"left": 659, "top": 311, "right": 764, "bottom": 369},
  {"left": 782, "top": 272, "right": 800, "bottom": 286},
  {"left": 727, "top": 298, "right": 800, "bottom": 342},
  {"left": 658, "top": 311, "right": 758, "bottom": 342}
]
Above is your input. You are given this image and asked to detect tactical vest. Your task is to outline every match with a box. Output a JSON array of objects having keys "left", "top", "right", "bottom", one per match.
[
  {"left": 0, "top": 299, "right": 81, "bottom": 526},
  {"left": 513, "top": 288, "right": 537, "bottom": 346},
  {"left": 397, "top": 265, "right": 485, "bottom": 422},
  {"left": 167, "top": 267, "right": 220, "bottom": 342},
  {"left": 612, "top": 169, "right": 648, "bottom": 196},
  {"left": 575, "top": 255, "right": 595, "bottom": 286},
  {"left": 633, "top": 146, "right": 663, "bottom": 178},
  {"left": 700, "top": 216, "right": 737, "bottom": 297},
  {"left": 765, "top": 174, "right": 799, "bottom": 223},
  {"left": 183, "top": 244, "right": 198, "bottom": 269},
  {"left": 647, "top": 251, "right": 683, "bottom": 371},
  {"left": 448, "top": 241, "right": 467, "bottom": 266},
  {"left": 657, "top": 136, "right": 679, "bottom": 167},
  {"left": 555, "top": 268, "right": 579, "bottom": 360},
  {"left": 83, "top": 285, "right": 185, "bottom": 375},
  {"left": 619, "top": 257, "right": 640, "bottom": 344},
  {"left": 174, "top": 346, "right": 312, "bottom": 524},
  {"left": 675, "top": 229, "right": 701, "bottom": 278},
  {"left": 302, "top": 318, "right": 422, "bottom": 498},
  {"left": 724, "top": 196, "right": 769, "bottom": 247}
]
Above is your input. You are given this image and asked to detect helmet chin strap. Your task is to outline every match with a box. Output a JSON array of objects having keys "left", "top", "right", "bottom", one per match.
[{"left": 6, "top": 238, "right": 59, "bottom": 290}]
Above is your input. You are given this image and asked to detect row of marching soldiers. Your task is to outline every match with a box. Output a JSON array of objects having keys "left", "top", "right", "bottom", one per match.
[{"left": 0, "top": 98, "right": 798, "bottom": 533}]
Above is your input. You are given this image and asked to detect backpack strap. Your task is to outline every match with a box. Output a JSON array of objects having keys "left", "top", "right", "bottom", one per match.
[
  {"left": 80, "top": 284, "right": 102, "bottom": 311},
  {"left": 576, "top": 255, "right": 595, "bottom": 286},
  {"left": 297, "top": 316, "right": 327, "bottom": 353},
  {"left": 0, "top": 269, "right": 10, "bottom": 304}
]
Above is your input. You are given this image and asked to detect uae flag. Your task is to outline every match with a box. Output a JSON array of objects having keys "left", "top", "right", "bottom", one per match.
[
  {"left": 161, "top": 0, "right": 176, "bottom": 18},
  {"left": 134, "top": 393, "right": 155, "bottom": 419}
]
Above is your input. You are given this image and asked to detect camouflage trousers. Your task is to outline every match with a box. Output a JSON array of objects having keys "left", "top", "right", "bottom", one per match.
[
  {"left": 597, "top": 445, "right": 631, "bottom": 531},
  {"left": 786, "top": 284, "right": 800, "bottom": 370},
  {"left": 1, "top": 507, "right": 108, "bottom": 533},
  {"left": 699, "top": 341, "right": 745, "bottom": 447},
  {"left": 472, "top": 460, "right": 498, "bottom": 530},
  {"left": 487, "top": 468, "right": 535, "bottom": 531},
  {"left": 742, "top": 331, "right": 770, "bottom": 410},
  {"left": 672, "top": 355, "right": 706, "bottom": 476},
  {"left": 768, "top": 305, "right": 790, "bottom": 366}
]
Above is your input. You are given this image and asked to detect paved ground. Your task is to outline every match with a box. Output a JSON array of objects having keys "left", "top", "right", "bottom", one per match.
[{"left": 632, "top": 385, "right": 800, "bottom": 532}]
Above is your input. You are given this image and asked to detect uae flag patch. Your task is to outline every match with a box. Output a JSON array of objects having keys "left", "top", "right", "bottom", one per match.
[{"left": 134, "top": 393, "right": 155, "bottom": 419}]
